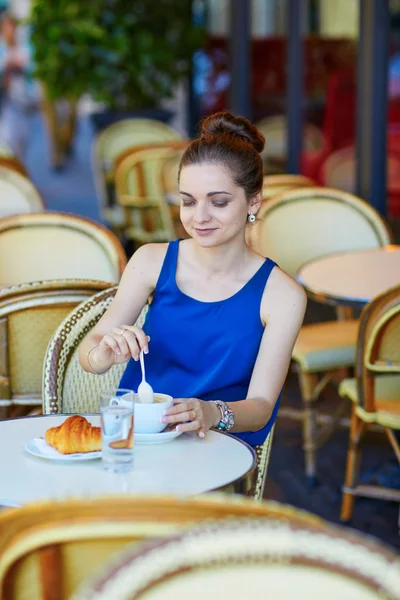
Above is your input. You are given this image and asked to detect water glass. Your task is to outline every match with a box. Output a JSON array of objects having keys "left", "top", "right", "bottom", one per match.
[{"left": 100, "top": 388, "right": 135, "bottom": 473}]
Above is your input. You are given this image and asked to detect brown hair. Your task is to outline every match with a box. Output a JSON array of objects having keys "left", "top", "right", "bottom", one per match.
[{"left": 179, "top": 111, "right": 265, "bottom": 200}]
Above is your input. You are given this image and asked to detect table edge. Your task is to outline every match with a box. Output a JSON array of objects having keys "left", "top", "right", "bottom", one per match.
[
  {"left": 0, "top": 414, "right": 257, "bottom": 503},
  {"left": 296, "top": 245, "right": 400, "bottom": 308}
]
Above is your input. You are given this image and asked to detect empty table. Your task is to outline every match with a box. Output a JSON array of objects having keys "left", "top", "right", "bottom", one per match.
[{"left": 297, "top": 245, "right": 400, "bottom": 308}]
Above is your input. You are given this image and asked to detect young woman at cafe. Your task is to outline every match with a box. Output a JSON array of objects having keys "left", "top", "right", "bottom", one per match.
[{"left": 79, "top": 111, "right": 307, "bottom": 446}]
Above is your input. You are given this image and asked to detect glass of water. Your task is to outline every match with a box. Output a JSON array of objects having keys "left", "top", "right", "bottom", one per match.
[{"left": 100, "top": 388, "right": 135, "bottom": 473}]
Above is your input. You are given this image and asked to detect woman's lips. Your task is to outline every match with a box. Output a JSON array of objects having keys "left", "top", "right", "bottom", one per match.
[{"left": 194, "top": 228, "right": 217, "bottom": 236}]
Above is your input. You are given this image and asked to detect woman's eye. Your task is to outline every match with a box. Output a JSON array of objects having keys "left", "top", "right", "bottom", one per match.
[
  {"left": 181, "top": 200, "right": 195, "bottom": 207},
  {"left": 212, "top": 200, "right": 229, "bottom": 207}
]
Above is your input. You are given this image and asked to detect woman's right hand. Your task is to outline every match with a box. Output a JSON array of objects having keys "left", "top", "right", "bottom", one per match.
[{"left": 94, "top": 325, "right": 150, "bottom": 370}]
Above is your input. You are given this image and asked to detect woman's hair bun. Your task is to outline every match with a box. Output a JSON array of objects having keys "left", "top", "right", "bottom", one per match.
[{"left": 200, "top": 111, "right": 265, "bottom": 154}]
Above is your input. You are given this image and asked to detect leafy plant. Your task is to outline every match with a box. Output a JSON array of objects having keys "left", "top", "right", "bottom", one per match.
[{"left": 29, "top": 0, "right": 203, "bottom": 110}]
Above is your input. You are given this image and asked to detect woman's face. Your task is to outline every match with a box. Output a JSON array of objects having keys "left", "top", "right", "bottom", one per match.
[{"left": 179, "top": 163, "right": 260, "bottom": 247}]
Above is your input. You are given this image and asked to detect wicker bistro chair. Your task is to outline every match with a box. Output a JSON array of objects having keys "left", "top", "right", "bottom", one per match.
[
  {"left": 92, "top": 119, "right": 183, "bottom": 229},
  {"left": 339, "top": 285, "right": 400, "bottom": 521},
  {"left": 247, "top": 187, "right": 393, "bottom": 482},
  {"left": 0, "top": 212, "right": 126, "bottom": 287},
  {"left": 74, "top": 517, "right": 400, "bottom": 600},
  {"left": 105, "top": 140, "right": 188, "bottom": 236},
  {"left": 255, "top": 115, "right": 324, "bottom": 173},
  {"left": 262, "top": 174, "right": 315, "bottom": 200},
  {"left": 43, "top": 287, "right": 273, "bottom": 501},
  {"left": 319, "top": 145, "right": 400, "bottom": 195},
  {"left": 115, "top": 144, "right": 187, "bottom": 245},
  {"left": 0, "top": 156, "right": 29, "bottom": 178},
  {"left": 0, "top": 280, "right": 112, "bottom": 415},
  {"left": 0, "top": 166, "right": 44, "bottom": 218},
  {"left": 0, "top": 495, "right": 327, "bottom": 600}
]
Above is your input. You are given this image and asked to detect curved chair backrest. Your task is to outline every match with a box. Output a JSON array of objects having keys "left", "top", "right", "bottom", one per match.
[
  {"left": 0, "top": 156, "right": 29, "bottom": 177},
  {"left": 262, "top": 174, "right": 315, "bottom": 199},
  {"left": 0, "top": 166, "right": 44, "bottom": 218},
  {"left": 0, "top": 280, "right": 111, "bottom": 408},
  {"left": 115, "top": 139, "right": 188, "bottom": 174},
  {"left": 162, "top": 146, "right": 186, "bottom": 198},
  {"left": 321, "top": 146, "right": 400, "bottom": 193},
  {"left": 247, "top": 187, "right": 393, "bottom": 277},
  {"left": 0, "top": 495, "right": 327, "bottom": 600},
  {"left": 115, "top": 145, "right": 187, "bottom": 243},
  {"left": 255, "top": 115, "right": 324, "bottom": 164},
  {"left": 354, "top": 284, "right": 400, "bottom": 414},
  {"left": 92, "top": 119, "right": 183, "bottom": 215},
  {"left": 74, "top": 517, "right": 400, "bottom": 600},
  {"left": 0, "top": 212, "right": 126, "bottom": 286},
  {"left": 43, "top": 287, "right": 148, "bottom": 414}
]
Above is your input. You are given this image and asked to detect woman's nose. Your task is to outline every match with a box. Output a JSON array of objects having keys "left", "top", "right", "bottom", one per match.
[{"left": 194, "top": 201, "right": 211, "bottom": 223}]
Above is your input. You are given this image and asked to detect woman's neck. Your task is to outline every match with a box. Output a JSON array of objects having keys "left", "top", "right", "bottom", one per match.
[{"left": 189, "top": 236, "right": 251, "bottom": 276}]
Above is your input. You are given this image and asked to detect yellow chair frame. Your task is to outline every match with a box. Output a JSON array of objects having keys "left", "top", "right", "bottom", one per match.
[
  {"left": 0, "top": 279, "right": 112, "bottom": 415},
  {"left": 340, "top": 284, "right": 400, "bottom": 520}
]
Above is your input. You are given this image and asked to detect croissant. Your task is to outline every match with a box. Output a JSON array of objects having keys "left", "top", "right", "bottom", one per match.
[{"left": 45, "top": 415, "right": 101, "bottom": 454}]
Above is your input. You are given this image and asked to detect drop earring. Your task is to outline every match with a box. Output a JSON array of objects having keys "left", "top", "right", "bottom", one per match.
[{"left": 247, "top": 213, "right": 256, "bottom": 223}]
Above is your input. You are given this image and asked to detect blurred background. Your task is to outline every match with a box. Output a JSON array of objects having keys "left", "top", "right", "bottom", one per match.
[
  {"left": 1, "top": 0, "right": 399, "bottom": 232},
  {"left": 0, "top": 0, "right": 399, "bottom": 554}
]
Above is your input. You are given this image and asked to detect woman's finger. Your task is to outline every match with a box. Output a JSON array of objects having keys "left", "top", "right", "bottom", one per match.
[
  {"left": 111, "top": 330, "right": 131, "bottom": 357},
  {"left": 176, "top": 420, "right": 200, "bottom": 433},
  {"left": 166, "top": 399, "right": 197, "bottom": 415},
  {"left": 120, "top": 329, "right": 140, "bottom": 361},
  {"left": 121, "top": 325, "right": 149, "bottom": 353},
  {"left": 162, "top": 409, "right": 196, "bottom": 424},
  {"left": 102, "top": 335, "right": 123, "bottom": 356}
]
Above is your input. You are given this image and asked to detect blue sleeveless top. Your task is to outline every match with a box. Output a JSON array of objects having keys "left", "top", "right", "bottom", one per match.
[{"left": 119, "top": 240, "right": 280, "bottom": 446}]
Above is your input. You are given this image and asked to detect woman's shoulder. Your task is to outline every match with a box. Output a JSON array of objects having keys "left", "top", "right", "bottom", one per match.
[
  {"left": 261, "top": 264, "right": 307, "bottom": 324},
  {"left": 125, "top": 242, "right": 170, "bottom": 288}
]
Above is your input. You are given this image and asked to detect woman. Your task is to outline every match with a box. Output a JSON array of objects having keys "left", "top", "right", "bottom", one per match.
[
  {"left": 79, "top": 111, "right": 306, "bottom": 446},
  {"left": 0, "top": 12, "right": 36, "bottom": 159}
]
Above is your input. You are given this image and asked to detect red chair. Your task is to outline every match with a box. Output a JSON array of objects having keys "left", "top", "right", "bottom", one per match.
[
  {"left": 319, "top": 145, "right": 400, "bottom": 218},
  {"left": 302, "top": 68, "right": 400, "bottom": 183},
  {"left": 301, "top": 69, "right": 356, "bottom": 182}
]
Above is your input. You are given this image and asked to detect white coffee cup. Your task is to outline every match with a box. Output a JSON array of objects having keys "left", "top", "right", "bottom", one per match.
[{"left": 134, "top": 393, "right": 173, "bottom": 434}]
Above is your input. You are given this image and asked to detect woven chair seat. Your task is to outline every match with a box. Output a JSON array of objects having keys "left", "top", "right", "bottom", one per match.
[{"left": 292, "top": 319, "right": 359, "bottom": 372}]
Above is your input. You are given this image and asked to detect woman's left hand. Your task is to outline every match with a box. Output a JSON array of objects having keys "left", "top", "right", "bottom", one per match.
[{"left": 161, "top": 398, "right": 219, "bottom": 438}]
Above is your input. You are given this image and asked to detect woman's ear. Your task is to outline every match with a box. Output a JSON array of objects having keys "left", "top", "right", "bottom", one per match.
[{"left": 249, "top": 191, "right": 263, "bottom": 215}]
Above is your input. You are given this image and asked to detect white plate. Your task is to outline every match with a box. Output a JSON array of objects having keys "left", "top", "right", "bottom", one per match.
[
  {"left": 135, "top": 430, "right": 183, "bottom": 445},
  {"left": 25, "top": 438, "right": 101, "bottom": 461}
]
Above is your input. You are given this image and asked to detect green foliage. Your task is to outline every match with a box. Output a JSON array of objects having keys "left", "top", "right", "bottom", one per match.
[{"left": 29, "top": 0, "right": 203, "bottom": 109}]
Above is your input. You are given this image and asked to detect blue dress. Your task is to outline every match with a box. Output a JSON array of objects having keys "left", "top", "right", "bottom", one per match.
[{"left": 120, "top": 240, "right": 280, "bottom": 446}]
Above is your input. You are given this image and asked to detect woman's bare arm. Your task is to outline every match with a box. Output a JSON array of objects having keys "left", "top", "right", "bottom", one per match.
[
  {"left": 79, "top": 243, "right": 167, "bottom": 373},
  {"left": 227, "top": 267, "right": 307, "bottom": 432}
]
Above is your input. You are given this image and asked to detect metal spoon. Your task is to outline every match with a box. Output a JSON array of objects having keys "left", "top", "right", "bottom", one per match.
[{"left": 138, "top": 350, "right": 154, "bottom": 403}]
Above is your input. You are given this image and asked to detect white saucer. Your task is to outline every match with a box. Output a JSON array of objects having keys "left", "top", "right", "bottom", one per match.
[
  {"left": 25, "top": 438, "right": 101, "bottom": 461},
  {"left": 135, "top": 430, "right": 183, "bottom": 445}
]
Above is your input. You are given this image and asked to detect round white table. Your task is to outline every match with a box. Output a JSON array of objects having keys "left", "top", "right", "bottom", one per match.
[
  {"left": 297, "top": 246, "right": 400, "bottom": 307},
  {"left": 0, "top": 415, "right": 256, "bottom": 507}
]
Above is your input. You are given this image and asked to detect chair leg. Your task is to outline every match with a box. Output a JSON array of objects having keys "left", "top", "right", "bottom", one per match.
[
  {"left": 298, "top": 370, "right": 319, "bottom": 483},
  {"left": 341, "top": 407, "right": 366, "bottom": 522}
]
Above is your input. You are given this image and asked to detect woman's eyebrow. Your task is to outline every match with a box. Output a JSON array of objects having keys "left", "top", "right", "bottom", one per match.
[{"left": 179, "top": 191, "right": 232, "bottom": 197}]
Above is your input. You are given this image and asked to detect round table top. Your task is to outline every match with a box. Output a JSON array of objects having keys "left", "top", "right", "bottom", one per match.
[
  {"left": 297, "top": 245, "right": 400, "bottom": 307},
  {"left": 0, "top": 415, "right": 256, "bottom": 507}
]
